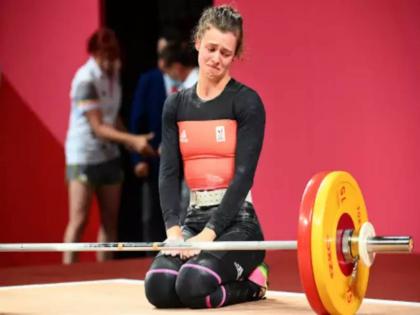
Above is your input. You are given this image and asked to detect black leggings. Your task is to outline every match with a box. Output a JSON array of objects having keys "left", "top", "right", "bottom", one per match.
[{"left": 144, "top": 202, "right": 265, "bottom": 308}]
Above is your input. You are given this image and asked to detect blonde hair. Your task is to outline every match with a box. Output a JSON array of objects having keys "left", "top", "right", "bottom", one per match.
[{"left": 193, "top": 5, "right": 244, "bottom": 57}]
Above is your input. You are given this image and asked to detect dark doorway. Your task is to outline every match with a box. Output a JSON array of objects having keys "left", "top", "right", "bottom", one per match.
[{"left": 102, "top": 0, "right": 212, "bottom": 258}]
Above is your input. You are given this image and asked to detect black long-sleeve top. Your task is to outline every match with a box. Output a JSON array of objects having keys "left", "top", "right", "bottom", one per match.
[{"left": 159, "top": 78, "right": 265, "bottom": 236}]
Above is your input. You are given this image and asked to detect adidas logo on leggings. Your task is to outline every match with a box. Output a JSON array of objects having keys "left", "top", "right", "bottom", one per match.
[{"left": 234, "top": 262, "right": 244, "bottom": 280}]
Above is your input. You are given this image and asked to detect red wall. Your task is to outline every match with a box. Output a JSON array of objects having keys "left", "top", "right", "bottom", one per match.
[
  {"left": 217, "top": 0, "right": 420, "bottom": 252},
  {"left": 1, "top": 1, "right": 419, "bottom": 268},
  {"left": 0, "top": 0, "right": 101, "bottom": 266}
]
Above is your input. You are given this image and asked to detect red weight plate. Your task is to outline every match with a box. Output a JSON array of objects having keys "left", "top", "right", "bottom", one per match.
[
  {"left": 297, "top": 171, "right": 329, "bottom": 315},
  {"left": 336, "top": 213, "right": 355, "bottom": 276}
]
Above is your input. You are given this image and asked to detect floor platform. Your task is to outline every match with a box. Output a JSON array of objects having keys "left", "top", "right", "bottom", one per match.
[
  {"left": 0, "top": 251, "right": 419, "bottom": 314},
  {"left": 1, "top": 279, "right": 419, "bottom": 315}
]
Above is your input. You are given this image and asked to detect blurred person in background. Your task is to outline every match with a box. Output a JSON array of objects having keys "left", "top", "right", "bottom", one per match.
[
  {"left": 159, "top": 40, "right": 199, "bottom": 90},
  {"left": 63, "top": 28, "right": 155, "bottom": 264},
  {"left": 129, "top": 31, "right": 183, "bottom": 245},
  {"left": 159, "top": 40, "right": 199, "bottom": 220}
]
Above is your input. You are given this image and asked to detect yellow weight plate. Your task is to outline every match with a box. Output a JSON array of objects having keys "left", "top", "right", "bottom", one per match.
[{"left": 311, "top": 171, "right": 370, "bottom": 315}]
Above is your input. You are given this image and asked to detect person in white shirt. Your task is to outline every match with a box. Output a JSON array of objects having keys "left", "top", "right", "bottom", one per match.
[{"left": 63, "top": 28, "right": 155, "bottom": 264}]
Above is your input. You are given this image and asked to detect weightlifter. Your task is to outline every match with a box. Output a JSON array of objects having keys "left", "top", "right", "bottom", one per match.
[{"left": 144, "top": 5, "right": 269, "bottom": 308}]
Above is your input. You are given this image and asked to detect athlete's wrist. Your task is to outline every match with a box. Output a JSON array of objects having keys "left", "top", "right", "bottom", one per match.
[
  {"left": 205, "top": 222, "right": 219, "bottom": 237},
  {"left": 166, "top": 225, "right": 183, "bottom": 240},
  {"left": 201, "top": 227, "right": 217, "bottom": 241}
]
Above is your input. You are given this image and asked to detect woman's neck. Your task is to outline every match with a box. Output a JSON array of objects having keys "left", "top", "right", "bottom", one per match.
[{"left": 196, "top": 74, "right": 231, "bottom": 101}]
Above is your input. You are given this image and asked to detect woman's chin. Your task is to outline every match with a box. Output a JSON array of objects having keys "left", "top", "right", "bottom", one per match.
[{"left": 205, "top": 70, "right": 222, "bottom": 81}]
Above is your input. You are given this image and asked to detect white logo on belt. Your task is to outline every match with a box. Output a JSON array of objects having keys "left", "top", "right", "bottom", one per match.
[
  {"left": 180, "top": 130, "right": 188, "bottom": 143},
  {"left": 215, "top": 126, "right": 226, "bottom": 142}
]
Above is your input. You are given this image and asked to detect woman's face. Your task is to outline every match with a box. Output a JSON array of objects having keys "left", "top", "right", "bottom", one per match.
[
  {"left": 96, "top": 54, "right": 121, "bottom": 77},
  {"left": 195, "top": 26, "right": 237, "bottom": 82}
]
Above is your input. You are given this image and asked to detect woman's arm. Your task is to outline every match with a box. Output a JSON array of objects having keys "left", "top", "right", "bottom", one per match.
[
  {"left": 159, "top": 93, "right": 183, "bottom": 231},
  {"left": 73, "top": 79, "right": 154, "bottom": 155},
  {"left": 85, "top": 110, "right": 155, "bottom": 155}
]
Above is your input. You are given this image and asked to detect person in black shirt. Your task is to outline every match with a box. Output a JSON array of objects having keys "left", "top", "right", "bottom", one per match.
[{"left": 145, "top": 5, "right": 268, "bottom": 308}]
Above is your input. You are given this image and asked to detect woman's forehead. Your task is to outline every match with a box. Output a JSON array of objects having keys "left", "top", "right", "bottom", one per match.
[{"left": 201, "top": 27, "right": 237, "bottom": 49}]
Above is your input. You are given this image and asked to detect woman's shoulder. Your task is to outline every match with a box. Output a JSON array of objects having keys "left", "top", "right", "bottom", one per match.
[
  {"left": 230, "top": 79, "right": 263, "bottom": 107},
  {"left": 163, "top": 86, "right": 196, "bottom": 117},
  {"left": 72, "top": 58, "right": 99, "bottom": 84},
  {"left": 163, "top": 91, "right": 181, "bottom": 112},
  {"left": 230, "top": 79, "right": 259, "bottom": 97}
]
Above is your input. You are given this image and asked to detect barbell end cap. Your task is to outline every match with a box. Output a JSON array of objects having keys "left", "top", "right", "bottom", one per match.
[
  {"left": 358, "top": 222, "right": 376, "bottom": 267},
  {"left": 408, "top": 238, "right": 414, "bottom": 253}
]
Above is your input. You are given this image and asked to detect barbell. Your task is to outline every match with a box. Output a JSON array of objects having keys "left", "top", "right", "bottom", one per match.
[{"left": 0, "top": 171, "right": 414, "bottom": 315}]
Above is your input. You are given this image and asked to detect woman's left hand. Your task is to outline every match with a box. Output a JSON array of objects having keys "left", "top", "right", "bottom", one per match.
[{"left": 181, "top": 228, "right": 217, "bottom": 260}]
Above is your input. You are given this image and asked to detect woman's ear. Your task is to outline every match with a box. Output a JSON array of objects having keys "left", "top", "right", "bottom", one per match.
[{"left": 194, "top": 39, "right": 201, "bottom": 51}]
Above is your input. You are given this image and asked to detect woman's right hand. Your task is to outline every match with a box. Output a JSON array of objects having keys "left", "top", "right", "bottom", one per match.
[
  {"left": 162, "top": 226, "right": 184, "bottom": 257},
  {"left": 129, "top": 133, "right": 156, "bottom": 156}
]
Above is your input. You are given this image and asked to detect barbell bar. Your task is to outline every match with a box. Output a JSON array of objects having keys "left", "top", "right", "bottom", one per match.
[
  {"left": 0, "top": 235, "right": 412, "bottom": 254},
  {"left": 0, "top": 241, "right": 298, "bottom": 252}
]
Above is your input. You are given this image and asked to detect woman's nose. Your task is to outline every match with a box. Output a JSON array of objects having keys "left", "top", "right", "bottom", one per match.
[{"left": 211, "top": 51, "right": 221, "bottom": 64}]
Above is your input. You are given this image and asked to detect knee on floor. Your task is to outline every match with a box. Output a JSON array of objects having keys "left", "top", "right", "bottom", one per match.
[
  {"left": 175, "top": 263, "right": 220, "bottom": 306},
  {"left": 144, "top": 269, "right": 181, "bottom": 308}
]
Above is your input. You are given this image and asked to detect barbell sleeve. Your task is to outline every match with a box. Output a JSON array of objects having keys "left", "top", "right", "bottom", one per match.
[{"left": 365, "top": 236, "right": 413, "bottom": 253}]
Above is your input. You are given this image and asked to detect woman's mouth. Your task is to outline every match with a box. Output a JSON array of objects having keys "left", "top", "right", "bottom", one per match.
[{"left": 207, "top": 64, "right": 219, "bottom": 71}]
